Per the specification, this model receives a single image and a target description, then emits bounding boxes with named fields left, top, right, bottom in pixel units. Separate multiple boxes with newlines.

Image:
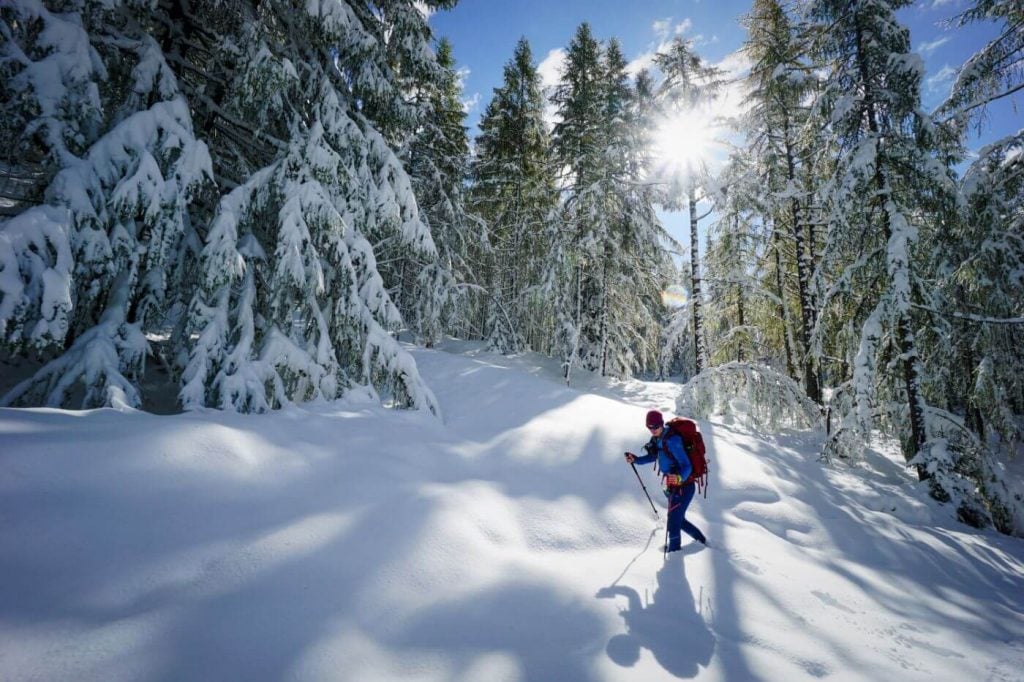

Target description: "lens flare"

left=661, top=286, right=689, bottom=308
left=652, top=107, right=715, bottom=175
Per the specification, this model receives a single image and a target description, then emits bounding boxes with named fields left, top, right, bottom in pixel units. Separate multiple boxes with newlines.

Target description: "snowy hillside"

left=2, top=341, right=1022, bottom=682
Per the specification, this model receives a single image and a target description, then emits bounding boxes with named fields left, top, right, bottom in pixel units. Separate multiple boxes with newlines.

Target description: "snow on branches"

left=677, top=362, right=822, bottom=431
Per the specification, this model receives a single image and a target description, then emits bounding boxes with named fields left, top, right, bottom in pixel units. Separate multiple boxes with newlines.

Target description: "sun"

left=651, top=107, right=716, bottom=178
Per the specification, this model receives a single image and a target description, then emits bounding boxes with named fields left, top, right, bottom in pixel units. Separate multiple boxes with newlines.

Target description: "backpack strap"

left=658, top=430, right=685, bottom=475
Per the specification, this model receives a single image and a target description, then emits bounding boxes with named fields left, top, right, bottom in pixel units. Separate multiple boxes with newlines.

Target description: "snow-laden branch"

left=912, top=304, right=1024, bottom=325
left=677, top=361, right=822, bottom=430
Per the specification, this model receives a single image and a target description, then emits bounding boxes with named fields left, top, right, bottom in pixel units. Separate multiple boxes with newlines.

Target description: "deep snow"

left=1, top=340, right=1022, bottom=681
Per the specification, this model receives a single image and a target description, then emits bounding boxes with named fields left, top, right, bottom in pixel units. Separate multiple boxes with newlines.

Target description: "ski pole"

left=628, top=458, right=659, bottom=518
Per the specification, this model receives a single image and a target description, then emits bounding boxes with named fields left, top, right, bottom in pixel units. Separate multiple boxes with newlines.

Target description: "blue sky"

left=429, top=0, right=1015, bottom=139
left=428, top=0, right=1018, bottom=255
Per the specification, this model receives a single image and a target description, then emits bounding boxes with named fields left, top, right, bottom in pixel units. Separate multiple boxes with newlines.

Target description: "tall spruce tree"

left=402, top=38, right=481, bottom=348
left=178, top=0, right=448, bottom=413
left=470, top=37, right=558, bottom=353
left=550, top=25, right=672, bottom=383
left=549, top=23, right=607, bottom=381
left=1, top=0, right=212, bottom=409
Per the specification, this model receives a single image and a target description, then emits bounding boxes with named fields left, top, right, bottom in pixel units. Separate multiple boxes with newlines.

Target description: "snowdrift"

left=1, top=342, right=1022, bottom=681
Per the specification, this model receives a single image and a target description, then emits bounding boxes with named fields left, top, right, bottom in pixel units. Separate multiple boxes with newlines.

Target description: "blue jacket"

left=634, top=428, right=692, bottom=481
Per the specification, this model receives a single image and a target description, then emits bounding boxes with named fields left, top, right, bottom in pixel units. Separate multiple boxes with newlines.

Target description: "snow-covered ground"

left=2, top=341, right=1022, bottom=681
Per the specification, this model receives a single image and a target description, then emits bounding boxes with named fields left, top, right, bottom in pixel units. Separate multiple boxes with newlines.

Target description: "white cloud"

left=537, top=48, right=567, bottom=130
left=537, top=47, right=566, bottom=91
left=653, top=18, right=672, bottom=41
left=715, top=49, right=753, bottom=81
left=926, top=64, right=957, bottom=92
left=931, top=0, right=959, bottom=8
left=462, top=92, right=480, bottom=114
left=627, top=51, right=658, bottom=76
left=917, top=36, right=951, bottom=57
left=675, top=19, right=693, bottom=35
left=627, top=18, right=695, bottom=77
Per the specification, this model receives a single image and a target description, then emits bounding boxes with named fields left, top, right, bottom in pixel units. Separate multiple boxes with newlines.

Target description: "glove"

left=664, top=474, right=683, bottom=487
left=624, top=452, right=637, bottom=464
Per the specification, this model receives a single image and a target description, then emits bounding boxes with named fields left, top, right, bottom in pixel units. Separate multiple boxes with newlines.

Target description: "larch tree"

left=652, top=38, right=723, bottom=377
left=809, top=0, right=988, bottom=522
left=741, top=0, right=823, bottom=402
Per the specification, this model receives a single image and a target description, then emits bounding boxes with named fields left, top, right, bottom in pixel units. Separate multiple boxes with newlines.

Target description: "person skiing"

left=625, top=409, right=707, bottom=553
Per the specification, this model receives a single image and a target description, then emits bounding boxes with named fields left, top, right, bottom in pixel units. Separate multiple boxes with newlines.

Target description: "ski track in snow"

left=1, top=340, right=1023, bottom=682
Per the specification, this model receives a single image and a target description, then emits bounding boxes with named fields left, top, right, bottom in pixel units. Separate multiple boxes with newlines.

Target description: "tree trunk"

left=736, top=280, right=746, bottom=363
left=784, top=118, right=821, bottom=403
left=771, top=220, right=796, bottom=380
left=899, top=313, right=929, bottom=481
left=689, top=188, right=705, bottom=374
left=855, top=17, right=928, bottom=480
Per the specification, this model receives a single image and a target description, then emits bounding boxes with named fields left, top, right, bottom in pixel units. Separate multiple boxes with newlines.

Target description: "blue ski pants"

left=666, top=482, right=706, bottom=550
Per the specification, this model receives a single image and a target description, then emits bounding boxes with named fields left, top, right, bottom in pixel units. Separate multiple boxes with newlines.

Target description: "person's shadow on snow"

left=597, top=550, right=714, bottom=678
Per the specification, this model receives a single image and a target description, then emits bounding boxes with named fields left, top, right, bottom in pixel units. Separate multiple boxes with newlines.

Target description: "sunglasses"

left=647, top=424, right=662, bottom=431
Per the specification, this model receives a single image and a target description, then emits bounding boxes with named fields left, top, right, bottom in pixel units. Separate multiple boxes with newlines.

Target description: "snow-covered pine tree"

left=549, top=27, right=673, bottom=382
left=694, top=212, right=824, bottom=432
left=809, top=0, right=988, bottom=522
left=470, top=37, right=558, bottom=354
left=939, top=0, right=1022, bottom=138
left=549, top=23, right=607, bottom=382
left=595, top=41, right=674, bottom=379
left=620, top=66, right=681, bottom=380
left=688, top=144, right=828, bottom=430
left=1, top=0, right=212, bottom=409
left=402, top=38, right=481, bottom=348
left=918, top=140, right=1024, bottom=534
left=177, top=0, right=447, bottom=413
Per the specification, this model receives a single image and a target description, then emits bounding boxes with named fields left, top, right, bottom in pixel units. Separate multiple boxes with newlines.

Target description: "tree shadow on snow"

left=597, top=552, right=715, bottom=678
left=387, top=581, right=606, bottom=681
left=699, top=420, right=1024, bottom=673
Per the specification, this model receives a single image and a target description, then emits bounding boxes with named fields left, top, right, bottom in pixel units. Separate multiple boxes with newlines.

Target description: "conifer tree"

left=470, top=37, right=558, bottom=353
left=809, top=0, right=987, bottom=521
left=550, top=26, right=673, bottom=382
left=549, top=23, right=606, bottom=381
left=1, top=0, right=212, bottom=409
left=402, top=38, right=481, bottom=348
left=741, top=0, right=823, bottom=402
left=652, top=38, right=722, bottom=376
left=924, top=0, right=1024, bottom=533
left=178, top=0, right=447, bottom=413
left=704, top=155, right=768, bottom=368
